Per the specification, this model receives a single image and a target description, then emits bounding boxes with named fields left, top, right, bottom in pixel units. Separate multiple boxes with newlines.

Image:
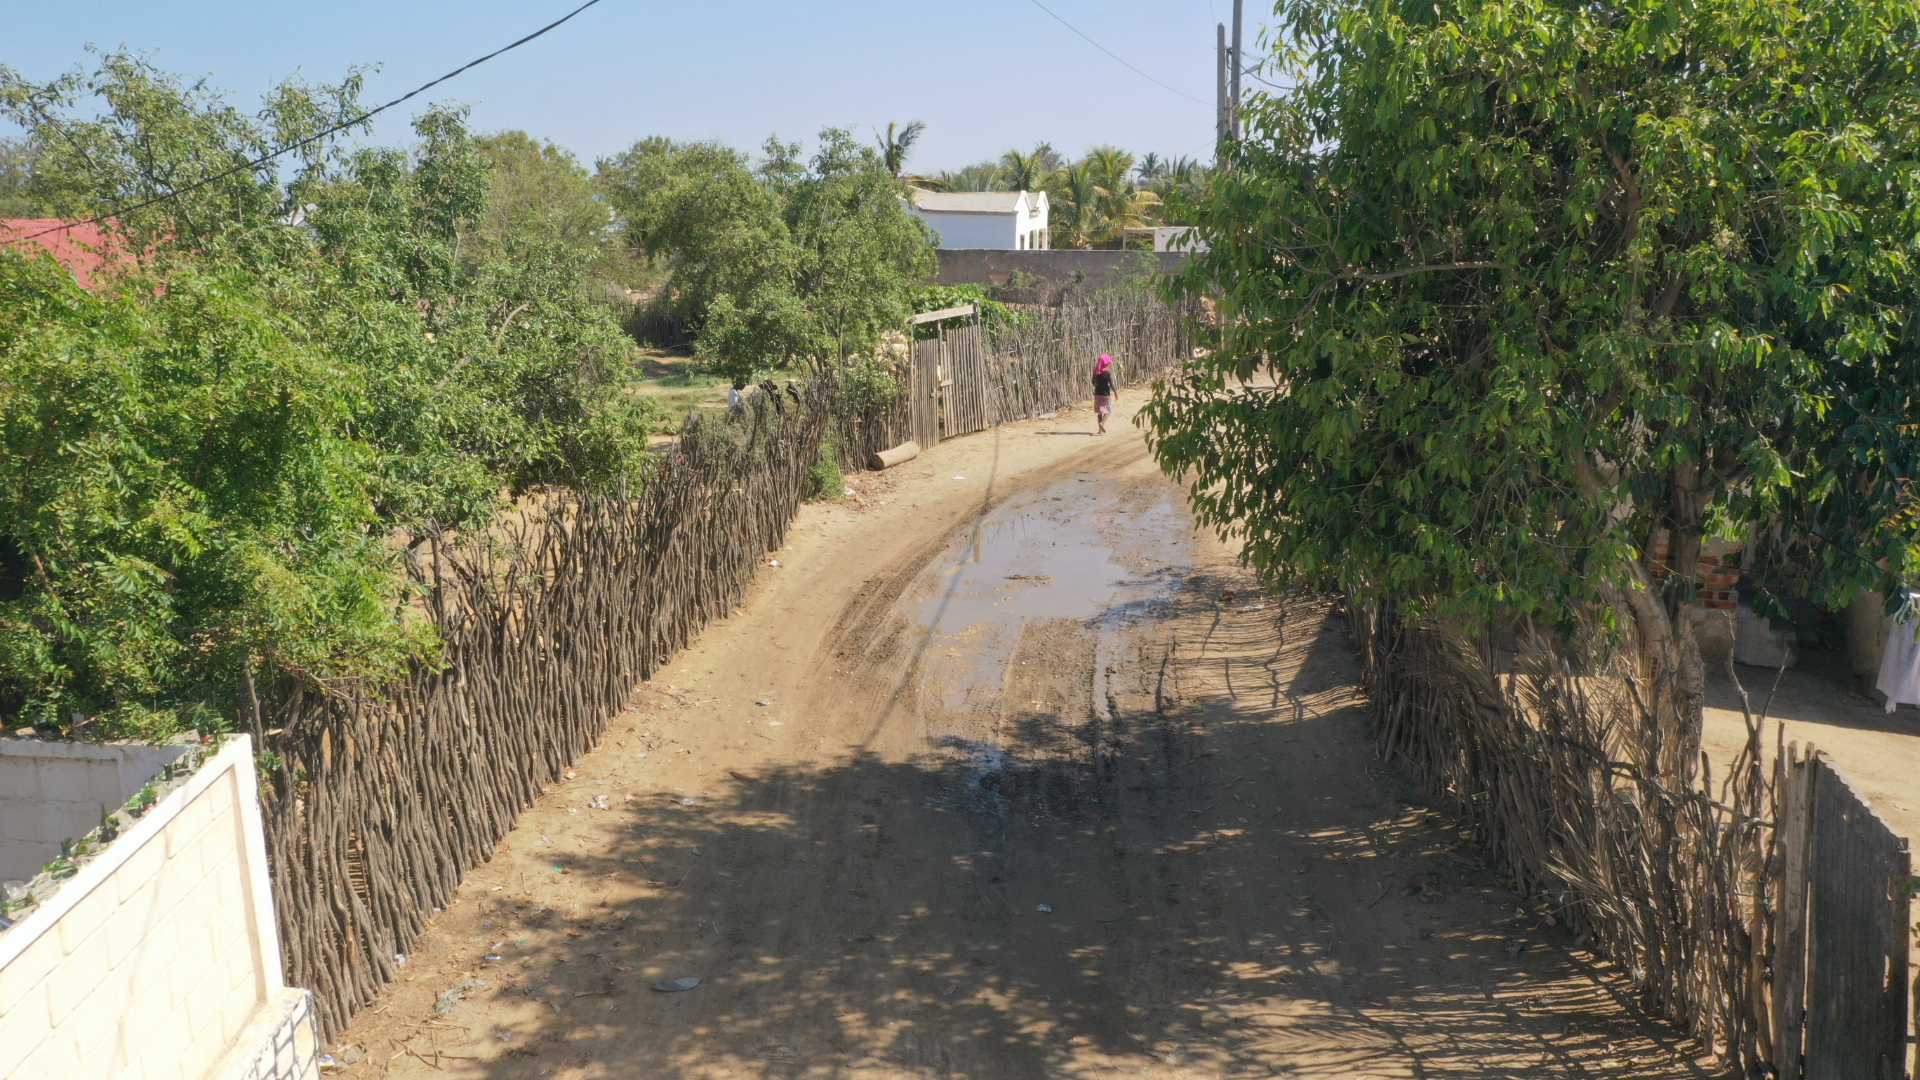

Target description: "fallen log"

left=868, top=441, right=921, bottom=470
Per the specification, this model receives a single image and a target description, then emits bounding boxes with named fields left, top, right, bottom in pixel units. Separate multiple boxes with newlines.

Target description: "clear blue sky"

left=4, top=1, right=1272, bottom=173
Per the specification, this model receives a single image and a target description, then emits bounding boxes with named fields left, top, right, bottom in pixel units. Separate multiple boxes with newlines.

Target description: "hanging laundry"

left=1876, top=590, right=1920, bottom=712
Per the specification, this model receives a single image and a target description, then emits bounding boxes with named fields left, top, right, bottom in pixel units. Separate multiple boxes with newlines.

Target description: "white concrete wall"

left=915, top=209, right=1018, bottom=249
left=910, top=192, right=1048, bottom=250
left=1020, top=192, right=1048, bottom=249
left=0, top=735, right=311, bottom=1080
left=1, top=737, right=193, bottom=882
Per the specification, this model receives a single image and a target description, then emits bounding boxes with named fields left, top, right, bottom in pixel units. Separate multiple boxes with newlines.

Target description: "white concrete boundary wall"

left=0, top=735, right=313, bottom=1080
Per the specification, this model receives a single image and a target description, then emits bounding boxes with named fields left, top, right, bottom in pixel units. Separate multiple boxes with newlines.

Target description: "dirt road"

left=337, top=403, right=1706, bottom=1079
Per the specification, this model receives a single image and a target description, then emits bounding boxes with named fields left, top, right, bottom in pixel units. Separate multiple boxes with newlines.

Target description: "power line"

left=1021, top=0, right=1211, bottom=106
left=3, top=0, right=608, bottom=246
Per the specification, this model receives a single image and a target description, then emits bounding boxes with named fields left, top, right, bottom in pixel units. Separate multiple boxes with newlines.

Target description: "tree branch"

left=1300, top=261, right=1500, bottom=308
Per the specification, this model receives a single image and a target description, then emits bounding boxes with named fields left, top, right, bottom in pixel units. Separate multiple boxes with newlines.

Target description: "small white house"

left=908, top=190, right=1050, bottom=249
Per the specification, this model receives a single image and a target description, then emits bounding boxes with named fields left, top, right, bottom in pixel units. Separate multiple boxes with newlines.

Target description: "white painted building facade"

left=907, top=190, right=1050, bottom=249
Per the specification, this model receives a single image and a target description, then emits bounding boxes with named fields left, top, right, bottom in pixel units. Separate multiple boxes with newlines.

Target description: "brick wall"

left=0, top=736, right=308, bottom=1080
left=1645, top=534, right=1745, bottom=611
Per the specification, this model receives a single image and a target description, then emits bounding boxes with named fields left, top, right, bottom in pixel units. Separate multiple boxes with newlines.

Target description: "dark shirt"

left=1093, top=371, right=1114, bottom=396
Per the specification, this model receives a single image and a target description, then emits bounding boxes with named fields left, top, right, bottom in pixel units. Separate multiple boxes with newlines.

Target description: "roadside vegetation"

left=0, top=53, right=671, bottom=740
left=1146, top=0, right=1920, bottom=719
left=597, top=130, right=934, bottom=386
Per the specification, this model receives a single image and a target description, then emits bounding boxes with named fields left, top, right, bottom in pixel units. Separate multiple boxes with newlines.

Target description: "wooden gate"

left=1773, top=749, right=1911, bottom=1080
left=908, top=335, right=939, bottom=450
left=906, top=303, right=987, bottom=448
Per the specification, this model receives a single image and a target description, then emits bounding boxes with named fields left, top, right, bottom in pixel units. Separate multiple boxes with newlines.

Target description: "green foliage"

left=873, top=120, right=924, bottom=179
left=470, top=130, right=648, bottom=298
left=804, top=441, right=844, bottom=501
left=0, top=249, right=431, bottom=735
left=1144, top=0, right=1920, bottom=637
left=0, top=136, right=58, bottom=217
left=471, top=130, right=612, bottom=253
left=909, top=283, right=1020, bottom=335
left=306, top=110, right=661, bottom=527
left=599, top=128, right=934, bottom=374
left=0, top=53, right=660, bottom=737
left=695, top=284, right=811, bottom=382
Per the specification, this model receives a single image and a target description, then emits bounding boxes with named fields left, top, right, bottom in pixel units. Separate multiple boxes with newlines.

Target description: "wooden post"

left=1773, top=746, right=1811, bottom=1080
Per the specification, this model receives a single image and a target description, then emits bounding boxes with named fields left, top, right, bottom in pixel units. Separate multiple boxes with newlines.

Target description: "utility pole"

left=1230, top=0, right=1244, bottom=139
left=1216, top=22, right=1229, bottom=154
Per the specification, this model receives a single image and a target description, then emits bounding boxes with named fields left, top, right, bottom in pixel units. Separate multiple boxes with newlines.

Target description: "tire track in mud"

left=804, top=436, right=1154, bottom=751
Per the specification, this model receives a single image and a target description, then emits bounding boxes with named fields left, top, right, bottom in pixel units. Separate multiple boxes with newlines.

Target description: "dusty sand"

left=1703, top=653, right=1920, bottom=846
left=334, top=401, right=1711, bottom=1079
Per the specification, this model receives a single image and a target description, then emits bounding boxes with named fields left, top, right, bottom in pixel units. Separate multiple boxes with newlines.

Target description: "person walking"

left=1092, top=354, right=1116, bottom=434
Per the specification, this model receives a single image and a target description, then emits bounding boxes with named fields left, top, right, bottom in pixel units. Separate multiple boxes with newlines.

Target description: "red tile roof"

left=0, top=219, right=124, bottom=288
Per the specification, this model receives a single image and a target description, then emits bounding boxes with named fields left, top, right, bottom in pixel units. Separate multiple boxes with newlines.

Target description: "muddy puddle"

left=915, top=474, right=1192, bottom=637
left=903, top=475, right=1197, bottom=812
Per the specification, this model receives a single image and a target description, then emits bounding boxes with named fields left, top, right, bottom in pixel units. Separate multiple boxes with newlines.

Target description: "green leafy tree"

left=1146, top=156, right=1210, bottom=224
left=0, top=137, right=56, bottom=217
left=600, top=129, right=933, bottom=374
left=785, top=128, right=937, bottom=366
left=1081, top=145, right=1160, bottom=242
left=0, top=54, right=657, bottom=736
left=0, top=247, right=431, bottom=738
left=598, top=138, right=798, bottom=337
left=1145, top=0, right=1920, bottom=750
left=470, top=129, right=645, bottom=295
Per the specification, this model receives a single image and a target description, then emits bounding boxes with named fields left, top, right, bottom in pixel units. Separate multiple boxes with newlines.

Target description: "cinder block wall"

left=0, top=738, right=193, bottom=882
left=932, top=248, right=1189, bottom=290
left=0, top=735, right=314, bottom=1080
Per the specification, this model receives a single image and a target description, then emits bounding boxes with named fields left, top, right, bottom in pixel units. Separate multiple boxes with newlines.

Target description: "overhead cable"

left=4, top=0, right=607, bottom=245
left=1021, top=0, right=1211, bottom=106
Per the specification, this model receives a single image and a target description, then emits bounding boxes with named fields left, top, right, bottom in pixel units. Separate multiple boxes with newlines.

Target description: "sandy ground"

left=333, top=401, right=1712, bottom=1079
left=1702, top=653, right=1920, bottom=849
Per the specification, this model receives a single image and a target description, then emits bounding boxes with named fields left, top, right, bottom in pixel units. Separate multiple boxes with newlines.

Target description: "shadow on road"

left=359, top=591, right=1705, bottom=1079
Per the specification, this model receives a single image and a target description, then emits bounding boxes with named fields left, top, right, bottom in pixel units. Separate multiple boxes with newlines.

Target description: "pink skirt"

left=1094, top=395, right=1112, bottom=416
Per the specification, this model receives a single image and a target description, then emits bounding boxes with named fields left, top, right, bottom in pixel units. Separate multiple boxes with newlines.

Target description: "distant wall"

left=933, top=249, right=1189, bottom=290
left=0, top=735, right=315, bottom=1080
left=0, top=737, right=193, bottom=882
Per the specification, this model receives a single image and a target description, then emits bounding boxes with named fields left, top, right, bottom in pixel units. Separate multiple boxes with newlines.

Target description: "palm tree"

left=1136, top=152, right=1165, bottom=185
left=933, top=164, right=1001, bottom=192
left=1081, top=146, right=1161, bottom=242
left=999, top=148, right=1047, bottom=192
left=874, top=121, right=925, bottom=179
left=1148, top=157, right=1212, bottom=223
left=1046, top=162, right=1102, bottom=248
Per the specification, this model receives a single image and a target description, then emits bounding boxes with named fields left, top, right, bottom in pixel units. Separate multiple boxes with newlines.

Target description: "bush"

left=908, top=283, right=1022, bottom=338
left=804, top=441, right=844, bottom=501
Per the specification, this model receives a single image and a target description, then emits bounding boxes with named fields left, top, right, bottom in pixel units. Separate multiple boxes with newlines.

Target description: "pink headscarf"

left=1094, top=354, right=1113, bottom=376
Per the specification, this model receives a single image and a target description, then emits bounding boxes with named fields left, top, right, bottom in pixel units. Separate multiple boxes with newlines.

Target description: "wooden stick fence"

left=253, top=387, right=832, bottom=1039
left=1347, top=603, right=1775, bottom=1072
left=251, top=296, right=1199, bottom=1040
left=835, top=296, right=1200, bottom=463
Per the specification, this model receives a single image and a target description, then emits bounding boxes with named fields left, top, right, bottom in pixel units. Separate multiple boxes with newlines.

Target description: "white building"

left=907, top=190, right=1050, bottom=249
